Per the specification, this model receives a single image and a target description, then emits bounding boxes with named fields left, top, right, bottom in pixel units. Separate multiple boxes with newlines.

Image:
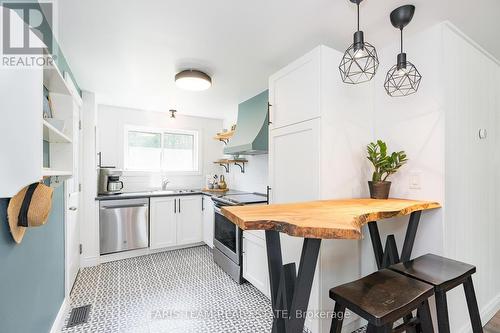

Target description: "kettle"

left=218, top=175, right=227, bottom=190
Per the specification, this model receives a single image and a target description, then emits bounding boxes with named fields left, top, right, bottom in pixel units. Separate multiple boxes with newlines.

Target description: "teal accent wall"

left=0, top=185, right=65, bottom=333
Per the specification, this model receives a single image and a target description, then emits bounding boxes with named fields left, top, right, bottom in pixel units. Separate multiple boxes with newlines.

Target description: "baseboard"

left=80, top=243, right=206, bottom=268
left=50, top=297, right=69, bottom=333
left=458, top=293, right=500, bottom=333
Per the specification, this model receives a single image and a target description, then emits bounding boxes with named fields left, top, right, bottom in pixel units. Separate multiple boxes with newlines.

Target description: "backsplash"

left=222, top=154, right=268, bottom=194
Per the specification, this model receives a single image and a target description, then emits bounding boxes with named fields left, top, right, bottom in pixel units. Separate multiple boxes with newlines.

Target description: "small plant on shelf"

left=366, top=140, right=408, bottom=199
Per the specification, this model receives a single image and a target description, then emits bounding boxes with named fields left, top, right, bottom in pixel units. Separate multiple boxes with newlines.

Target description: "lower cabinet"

left=150, top=195, right=203, bottom=250
left=202, top=195, right=214, bottom=248
left=242, top=230, right=270, bottom=298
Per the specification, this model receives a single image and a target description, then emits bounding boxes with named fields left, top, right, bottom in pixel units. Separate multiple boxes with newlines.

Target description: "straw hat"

left=7, top=182, right=54, bottom=244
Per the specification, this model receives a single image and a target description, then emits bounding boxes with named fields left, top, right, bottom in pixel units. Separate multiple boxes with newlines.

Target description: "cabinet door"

left=242, top=231, right=270, bottom=298
left=150, top=197, right=177, bottom=249
left=202, top=195, right=214, bottom=248
left=269, top=118, right=321, bottom=204
left=177, top=195, right=203, bottom=246
left=268, top=47, right=320, bottom=129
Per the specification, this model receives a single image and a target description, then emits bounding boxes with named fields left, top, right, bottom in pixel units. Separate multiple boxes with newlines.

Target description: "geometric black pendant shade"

left=339, top=0, right=379, bottom=84
left=384, top=5, right=422, bottom=97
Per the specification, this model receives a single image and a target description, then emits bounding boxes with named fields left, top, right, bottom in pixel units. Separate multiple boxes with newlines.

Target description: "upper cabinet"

left=269, top=48, right=321, bottom=129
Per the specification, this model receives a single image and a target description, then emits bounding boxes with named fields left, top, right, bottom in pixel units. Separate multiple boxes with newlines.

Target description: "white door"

left=150, top=197, right=177, bottom=249
left=177, top=196, right=203, bottom=246
left=65, top=105, right=81, bottom=296
left=202, top=195, right=214, bottom=248
left=65, top=190, right=80, bottom=296
left=268, top=47, right=321, bottom=129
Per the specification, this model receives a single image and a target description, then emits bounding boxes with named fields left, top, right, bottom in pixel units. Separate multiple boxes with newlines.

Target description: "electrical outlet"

left=409, top=171, right=421, bottom=189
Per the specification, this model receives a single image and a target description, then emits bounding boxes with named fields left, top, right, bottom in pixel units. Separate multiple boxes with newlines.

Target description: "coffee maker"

left=98, top=168, right=124, bottom=195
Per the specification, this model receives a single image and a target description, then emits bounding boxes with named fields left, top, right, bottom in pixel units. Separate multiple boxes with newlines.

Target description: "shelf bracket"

left=218, top=163, right=230, bottom=173
left=234, top=161, right=246, bottom=173
left=219, top=138, right=229, bottom=145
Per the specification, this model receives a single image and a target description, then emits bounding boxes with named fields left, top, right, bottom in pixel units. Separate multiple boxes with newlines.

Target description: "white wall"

left=97, top=104, right=224, bottom=191
left=367, top=22, right=500, bottom=332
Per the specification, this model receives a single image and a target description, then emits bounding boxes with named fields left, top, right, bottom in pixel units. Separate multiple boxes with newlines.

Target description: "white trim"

left=80, top=242, right=206, bottom=267
left=457, top=293, right=500, bottom=333
left=443, top=21, right=500, bottom=66
left=50, top=297, right=69, bottom=333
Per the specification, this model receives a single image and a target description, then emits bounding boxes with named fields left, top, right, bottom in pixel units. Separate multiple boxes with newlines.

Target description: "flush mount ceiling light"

left=169, top=109, right=177, bottom=118
left=384, top=5, right=422, bottom=97
left=339, top=0, right=379, bottom=84
left=175, top=69, right=212, bottom=91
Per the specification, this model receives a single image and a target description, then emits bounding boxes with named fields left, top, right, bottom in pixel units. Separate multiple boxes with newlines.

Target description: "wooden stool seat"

left=330, top=269, right=434, bottom=331
left=390, top=254, right=483, bottom=333
left=390, top=253, right=476, bottom=291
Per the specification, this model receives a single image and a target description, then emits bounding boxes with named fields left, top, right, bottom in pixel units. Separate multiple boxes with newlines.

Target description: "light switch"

left=409, top=171, right=421, bottom=189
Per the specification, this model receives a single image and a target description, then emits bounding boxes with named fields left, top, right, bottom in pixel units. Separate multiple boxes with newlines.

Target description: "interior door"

left=65, top=104, right=81, bottom=296
left=177, top=196, right=203, bottom=245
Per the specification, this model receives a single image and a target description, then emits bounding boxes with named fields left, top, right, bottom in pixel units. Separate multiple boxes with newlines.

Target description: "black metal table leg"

left=265, top=230, right=322, bottom=333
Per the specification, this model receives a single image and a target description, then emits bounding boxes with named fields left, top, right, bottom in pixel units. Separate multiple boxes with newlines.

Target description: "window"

left=125, top=127, right=199, bottom=173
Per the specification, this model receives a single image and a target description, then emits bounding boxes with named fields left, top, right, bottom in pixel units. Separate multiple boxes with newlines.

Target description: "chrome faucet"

left=161, top=178, right=170, bottom=190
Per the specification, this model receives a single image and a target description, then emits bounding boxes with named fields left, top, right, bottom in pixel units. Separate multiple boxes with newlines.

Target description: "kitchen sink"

left=149, top=189, right=200, bottom=195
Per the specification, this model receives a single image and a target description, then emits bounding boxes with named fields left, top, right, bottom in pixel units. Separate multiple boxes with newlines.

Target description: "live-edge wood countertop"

left=222, top=198, right=441, bottom=240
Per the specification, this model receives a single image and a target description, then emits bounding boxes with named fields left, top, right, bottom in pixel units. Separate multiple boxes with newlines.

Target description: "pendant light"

left=339, top=0, right=379, bottom=84
left=384, top=5, right=421, bottom=97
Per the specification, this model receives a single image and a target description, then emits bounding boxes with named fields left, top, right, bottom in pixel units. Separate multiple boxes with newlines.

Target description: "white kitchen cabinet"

left=150, top=197, right=177, bottom=249
left=269, top=47, right=321, bottom=129
left=242, top=230, right=270, bottom=297
left=150, top=195, right=203, bottom=250
left=266, top=45, right=373, bottom=333
left=202, top=195, right=214, bottom=248
left=176, top=195, right=203, bottom=246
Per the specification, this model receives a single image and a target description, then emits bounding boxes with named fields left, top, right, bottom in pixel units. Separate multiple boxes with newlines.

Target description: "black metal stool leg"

left=435, top=290, right=451, bottom=333
left=463, top=276, right=483, bottom=333
left=329, top=302, right=345, bottom=333
left=417, top=300, right=434, bottom=333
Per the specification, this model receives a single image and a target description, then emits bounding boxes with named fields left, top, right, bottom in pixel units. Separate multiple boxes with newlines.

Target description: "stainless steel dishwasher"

left=99, top=198, right=149, bottom=255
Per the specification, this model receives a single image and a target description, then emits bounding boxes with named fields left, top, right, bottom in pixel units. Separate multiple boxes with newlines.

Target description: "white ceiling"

left=58, top=0, right=500, bottom=120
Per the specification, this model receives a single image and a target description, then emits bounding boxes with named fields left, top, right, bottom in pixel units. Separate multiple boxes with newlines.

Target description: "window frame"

left=124, top=125, right=201, bottom=175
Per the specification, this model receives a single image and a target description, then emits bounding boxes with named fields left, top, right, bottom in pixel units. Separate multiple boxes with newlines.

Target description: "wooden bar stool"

left=390, top=254, right=483, bottom=333
left=329, top=269, right=435, bottom=333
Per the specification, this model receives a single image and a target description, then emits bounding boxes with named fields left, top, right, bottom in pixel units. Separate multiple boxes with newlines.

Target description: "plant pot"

left=368, top=181, right=392, bottom=199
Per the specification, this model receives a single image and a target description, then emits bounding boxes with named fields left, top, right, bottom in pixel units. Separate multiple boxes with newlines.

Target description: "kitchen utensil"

left=218, top=175, right=227, bottom=189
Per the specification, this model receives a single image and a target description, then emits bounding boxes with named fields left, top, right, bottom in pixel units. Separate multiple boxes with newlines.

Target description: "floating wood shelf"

left=214, top=130, right=235, bottom=144
left=43, top=120, right=72, bottom=143
left=214, top=159, right=248, bottom=173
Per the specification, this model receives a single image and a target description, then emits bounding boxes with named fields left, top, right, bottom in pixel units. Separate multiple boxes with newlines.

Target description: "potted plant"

left=366, top=140, right=408, bottom=199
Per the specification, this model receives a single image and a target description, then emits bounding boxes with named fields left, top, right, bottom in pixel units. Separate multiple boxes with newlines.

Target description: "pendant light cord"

left=357, top=3, right=360, bottom=32
left=400, top=28, right=404, bottom=53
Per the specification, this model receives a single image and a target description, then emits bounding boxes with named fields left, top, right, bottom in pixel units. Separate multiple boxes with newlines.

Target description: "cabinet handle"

left=202, top=196, right=204, bottom=211
left=174, top=199, right=176, bottom=213
left=267, top=102, right=273, bottom=125
left=178, top=198, right=181, bottom=213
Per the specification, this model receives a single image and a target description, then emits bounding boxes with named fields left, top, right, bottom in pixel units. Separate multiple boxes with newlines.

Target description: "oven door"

left=213, top=204, right=241, bottom=264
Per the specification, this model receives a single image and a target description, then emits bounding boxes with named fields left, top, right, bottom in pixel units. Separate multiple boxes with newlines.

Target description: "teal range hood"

left=224, top=90, right=269, bottom=155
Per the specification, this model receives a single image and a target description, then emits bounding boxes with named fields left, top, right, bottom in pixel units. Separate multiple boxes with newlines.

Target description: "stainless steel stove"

left=212, top=192, right=267, bottom=283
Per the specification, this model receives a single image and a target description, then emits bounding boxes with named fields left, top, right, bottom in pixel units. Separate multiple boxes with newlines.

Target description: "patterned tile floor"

left=61, top=246, right=273, bottom=333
